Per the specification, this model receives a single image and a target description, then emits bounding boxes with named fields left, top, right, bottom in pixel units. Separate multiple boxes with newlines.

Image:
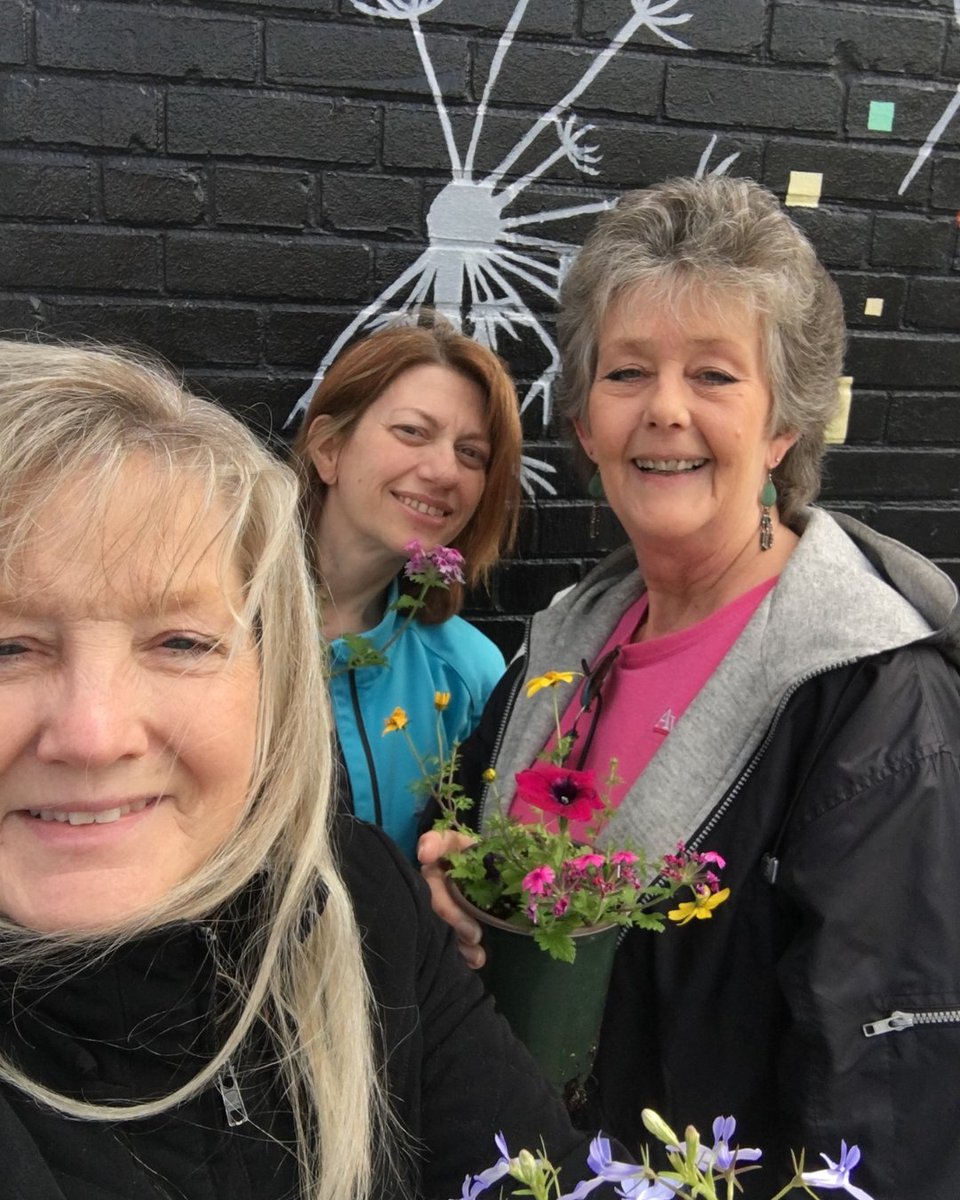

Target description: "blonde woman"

left=0, top=340, right=607, bottom=1200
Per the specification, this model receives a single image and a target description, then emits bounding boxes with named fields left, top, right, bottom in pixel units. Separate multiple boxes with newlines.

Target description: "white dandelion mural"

left=286, top=0, right=738, bottom=495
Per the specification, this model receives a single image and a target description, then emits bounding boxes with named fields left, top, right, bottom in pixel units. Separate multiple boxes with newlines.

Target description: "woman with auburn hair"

left=290, top=313, right=522, bottom=857
left=0, top=338, right=611, bottom=1200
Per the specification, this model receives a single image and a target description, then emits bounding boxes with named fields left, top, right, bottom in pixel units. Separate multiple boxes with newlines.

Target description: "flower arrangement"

left=455, top=1109, right=875, bottom=1200
left=339, top=540, right=465, bottom=671
left=391, top=666, right=728, bottom=962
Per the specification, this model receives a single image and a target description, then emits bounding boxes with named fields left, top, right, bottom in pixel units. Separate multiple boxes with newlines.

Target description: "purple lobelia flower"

left=801, top=1142, right=875, bottom=1200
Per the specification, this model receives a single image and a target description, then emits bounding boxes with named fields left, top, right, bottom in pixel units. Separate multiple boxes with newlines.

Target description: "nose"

left=644, top=372, right=691, bottom=429
left=416, top=439, right=460, bottom=487
left=36, top=660, right=150, bottom=769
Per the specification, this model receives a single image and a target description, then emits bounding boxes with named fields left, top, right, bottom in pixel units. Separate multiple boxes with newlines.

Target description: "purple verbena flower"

left=801, top=1142, right=875, bottom=1200
left=430, top=544, right=466, bottom=584
left=402, top=540, right=429, bottom=575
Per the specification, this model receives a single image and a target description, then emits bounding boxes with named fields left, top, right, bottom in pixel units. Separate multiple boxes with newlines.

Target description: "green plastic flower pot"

left=454, top=889, right=620, bottom=1099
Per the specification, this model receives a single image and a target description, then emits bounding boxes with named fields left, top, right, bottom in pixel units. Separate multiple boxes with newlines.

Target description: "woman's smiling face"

left=577, top=289, right=797, bottom=564
left=309, top=362, right=490, bottom=569
left=0, top=465, right=260, bottom=933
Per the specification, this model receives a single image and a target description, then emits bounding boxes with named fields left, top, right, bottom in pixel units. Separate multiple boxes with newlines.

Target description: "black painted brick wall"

left=1, top=0, right=958, bottom=656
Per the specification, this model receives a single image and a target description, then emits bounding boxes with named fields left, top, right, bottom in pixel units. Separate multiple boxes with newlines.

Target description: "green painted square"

left=868, top=100, right=895, bottom=133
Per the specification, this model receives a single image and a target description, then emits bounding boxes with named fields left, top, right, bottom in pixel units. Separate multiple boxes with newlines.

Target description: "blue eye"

left=161, top=636, right=218, bottom=655
left=603, top=367, right=648, bottom=383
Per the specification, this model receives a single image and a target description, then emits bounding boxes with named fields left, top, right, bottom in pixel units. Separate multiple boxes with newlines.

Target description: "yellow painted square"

left=785, top=170, right=823, bottom=208
left=864, top=297, right=884, bottom=317
left=825, top=376, right=853, bottom=444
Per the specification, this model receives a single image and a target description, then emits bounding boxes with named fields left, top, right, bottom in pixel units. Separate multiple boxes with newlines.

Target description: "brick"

left=167, top=89, right=378, bottom=164
left=848, top=81, right=960, bottom=145
left=469, top=614, right=524, bottom=662
left=266, top=22, right=468, bottom=98
left=621, top=128, right=762, bottom=189
left=37, top=3, right=258, bottom=81
left=422, top=0, right=574, bottom=36
left=184, top=368, right=307, bottom=443
left=263, top=308, right=361, bottom=368
left=0, top=74, right=160, bottom=151
left=582, top=0, right=764, bottom=55
left=844, top=390, right=888, bottom=443
left=0, top=155, right=92, bottom=219
left=536, top=500, right=628, bottom=557
left=383, top=106, right=530, bottom=174
left=165, top=231, right=372, bottom=300
left=0, top=1, right=26, bottom=64
left=820, top=446, right=960, bottom=501
left=495, top=558, right=584, bottom=617
left=373, top=244, right=425, bottom=291
left=834, top=272, right=906, bottom=329
left=193, top=0, right=334, bottom=9
left=470, top=43, right=664, bottom=118
left=323, top=172, right=422, bottom=235
left=846, top=332, right=960, bottom=389
left=905, top=277, right=960, bottom=330
left=872, top=213, right=952, bottom=270
left=789, top=207, right=871, bottom=268
left=931, top=154, right=960, bottom=210
left=667, top=63, right=842, bottom=133
left=870, top=505, right=960, bottom=557
left=215, top=165, right=311, bottom=229
left=40, top=298, right=262, bottom=366
left=0, top=293, right=43, bottom=332
left=0, top=226, right=160, bottom=290
left=888, top=395, right=960, bottom=445
left=764, top=140, right=931, bottom=206
left=945, top=24, right=960, bottom=77
left=771, top=3, right=944, bottom=74
left=103, top=159, right=205, bottom=225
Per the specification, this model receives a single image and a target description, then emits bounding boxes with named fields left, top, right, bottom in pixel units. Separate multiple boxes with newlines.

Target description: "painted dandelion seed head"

left=289, top=0, right=743, bottom=498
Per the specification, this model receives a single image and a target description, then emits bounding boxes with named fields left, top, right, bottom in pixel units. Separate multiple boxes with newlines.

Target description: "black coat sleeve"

left=336, top=816, right=620, bottom=1200
left=774, top=647, right=960, bottom=1200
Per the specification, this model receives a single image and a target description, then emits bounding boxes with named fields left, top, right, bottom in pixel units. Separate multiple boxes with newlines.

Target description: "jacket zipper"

left=198, top=925, right=250, bottom=1128
left=863, top=1008, right=960, bottom=1037
left=348, top=668, right=383, bottom=827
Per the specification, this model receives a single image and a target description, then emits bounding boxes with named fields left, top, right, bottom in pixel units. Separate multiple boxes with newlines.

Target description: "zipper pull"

left=216, top=1060, right=249, bottom=1126
left=862, top=1010, right=915, bottom=1037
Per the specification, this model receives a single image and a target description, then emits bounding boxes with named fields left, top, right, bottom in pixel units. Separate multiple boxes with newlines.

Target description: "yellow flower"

left=482, top=767, right=497, bottom=783
left=382, top=707, right=409, bottom=734
left=525, top=670, right=576, bottom=698
left=434, top=691, right=451, bottom=711
left=668, top=887, right=730, bottom=926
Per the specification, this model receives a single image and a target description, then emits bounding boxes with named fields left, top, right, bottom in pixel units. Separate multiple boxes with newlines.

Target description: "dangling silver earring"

left=759, top=473, right=777, bottom=552
left=588, top=470, right=605, bottom=540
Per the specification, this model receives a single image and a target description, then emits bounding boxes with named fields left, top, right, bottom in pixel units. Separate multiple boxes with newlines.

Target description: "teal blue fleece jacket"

left=329, top=582, right=505, bottom=857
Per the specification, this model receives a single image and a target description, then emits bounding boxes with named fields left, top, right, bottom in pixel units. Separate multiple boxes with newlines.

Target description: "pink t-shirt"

left=510, top=577, right=776, bottom=841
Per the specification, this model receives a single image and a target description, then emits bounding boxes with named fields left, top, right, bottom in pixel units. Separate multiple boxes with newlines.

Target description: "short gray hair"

left=556, top=176, right=846, bottom=523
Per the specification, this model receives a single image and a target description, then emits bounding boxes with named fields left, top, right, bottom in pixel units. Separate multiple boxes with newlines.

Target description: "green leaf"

left=533, top=926, right=576, bottom=963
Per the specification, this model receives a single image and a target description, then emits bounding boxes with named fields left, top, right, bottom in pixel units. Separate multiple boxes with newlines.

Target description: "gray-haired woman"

left=0, top=340, right=615, bottom=1200
left=420, top=176, right=960, bottom=1198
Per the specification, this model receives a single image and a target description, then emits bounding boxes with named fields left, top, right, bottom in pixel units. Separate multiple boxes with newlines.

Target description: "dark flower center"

left=549, top=776, right=580, bottom=807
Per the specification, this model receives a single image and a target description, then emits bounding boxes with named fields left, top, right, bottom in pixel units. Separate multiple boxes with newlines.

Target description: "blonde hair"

left=557, top=176, right=846, bottom=524
left=0, top=339, right=394, bottom=1200
left=290, top=313, right=522, bottom=623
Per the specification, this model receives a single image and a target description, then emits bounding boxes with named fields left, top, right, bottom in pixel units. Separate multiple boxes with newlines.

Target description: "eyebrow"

left=393, top=406, right=491, bottom=444
left=0, top=584, right=233, bottom=622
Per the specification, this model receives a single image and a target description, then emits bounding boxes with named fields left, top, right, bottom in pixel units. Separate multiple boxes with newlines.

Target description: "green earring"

left=759, top=473, right=777, bottom=552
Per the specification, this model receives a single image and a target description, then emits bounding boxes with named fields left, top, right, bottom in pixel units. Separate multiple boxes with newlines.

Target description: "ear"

left=574, top=416, right=596, bottom=463
left=306, top=415, right=342, bottom=486
left=769, top=429, right=799, bottom=470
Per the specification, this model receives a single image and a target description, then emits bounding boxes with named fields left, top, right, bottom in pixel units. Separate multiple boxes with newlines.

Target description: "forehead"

left=602, top=285, right=762, bottom=351
left=369, top=363, right=488, bottom=424
left=2, top=464, right=241, bottom=616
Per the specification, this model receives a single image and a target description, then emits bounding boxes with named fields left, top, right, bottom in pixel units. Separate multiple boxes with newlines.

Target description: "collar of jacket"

left=488, top=507, right=959, bottom=855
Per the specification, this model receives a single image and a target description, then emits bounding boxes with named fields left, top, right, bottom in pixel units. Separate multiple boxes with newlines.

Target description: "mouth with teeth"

left=394, top=493, right=452, bottom=519
left=25, top=798, right=157, bottom=826
left=633, top=458, right=707, bottom=474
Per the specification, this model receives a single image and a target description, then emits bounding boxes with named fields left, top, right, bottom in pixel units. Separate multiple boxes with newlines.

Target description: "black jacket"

left=0, top=819, right=609, bottom=1199
left=449, top=510, right=960, bottom=1200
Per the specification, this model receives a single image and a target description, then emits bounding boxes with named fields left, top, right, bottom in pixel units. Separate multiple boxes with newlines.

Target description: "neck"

left=313, top=513, right=403, bottom=640
left=634, top=514, right=798, bottom=642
